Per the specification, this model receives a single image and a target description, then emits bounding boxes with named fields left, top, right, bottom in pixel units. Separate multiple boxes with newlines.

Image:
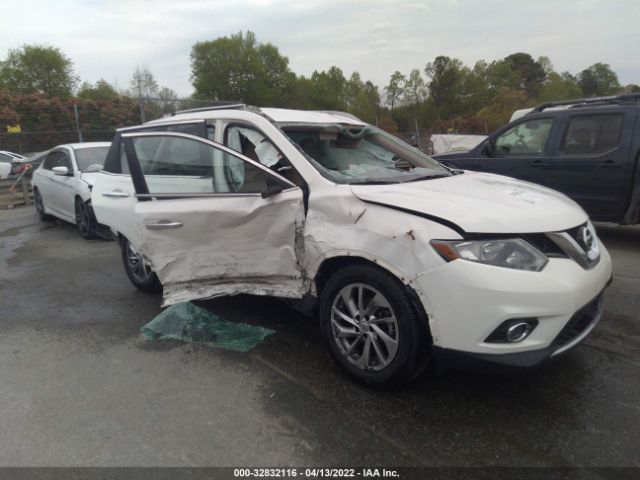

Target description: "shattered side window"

left=129, top=135, right=270, bottom=195
left=225, top=125, right=283, bottom=168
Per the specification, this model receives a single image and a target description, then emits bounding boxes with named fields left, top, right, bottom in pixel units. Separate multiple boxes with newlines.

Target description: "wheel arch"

left=312, top=253, right=409, bottom=296
left=312, top=253, right=432, bottom=341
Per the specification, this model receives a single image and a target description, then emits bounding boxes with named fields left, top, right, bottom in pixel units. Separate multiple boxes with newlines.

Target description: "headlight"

left=585, top=221, right=600, bottom=262
left=431, top=238, right=548, bottom=271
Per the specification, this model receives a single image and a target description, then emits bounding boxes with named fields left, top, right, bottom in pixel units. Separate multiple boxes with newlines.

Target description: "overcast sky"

left=1, top=0, right=638, bottom=97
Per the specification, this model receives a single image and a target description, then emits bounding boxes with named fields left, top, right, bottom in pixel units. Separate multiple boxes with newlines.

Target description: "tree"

left=129, top=66, right=159, bottom=100
left=578, top=63, right=621, bottom=97
left=157, top=86, right=179, bottom=115
left=473, top=59, right=519, bottom=96
left=344, top=73, right=379, bottom=123
left=77, top=79, right=119, bottom=100
left=0, top=44, right=78, bottom=98
left=403, top=69, right=427, bottom=145
left=308, top=66, right=348, bottom=110
left=621, top=84, right=640, bottom=94
left=504, top=52, right=547, bottom=98
left=537, top=56, right=554, bottom=76
left=384, top=71, right=406, bottom=110
left=403, top=69, right=427, bottom=107
left=190, top=30, right=294, bottom=106
left=425, top=56, right=467, bottom=120
left=476, top=87, right=529, bottom=131
left=538, top=71, right=582, bottom=102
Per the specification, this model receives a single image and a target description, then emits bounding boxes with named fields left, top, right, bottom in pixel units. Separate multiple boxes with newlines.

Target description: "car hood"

left=431, top=150, right=472, bottom=160
left=350, top=171, right=588, bottom=234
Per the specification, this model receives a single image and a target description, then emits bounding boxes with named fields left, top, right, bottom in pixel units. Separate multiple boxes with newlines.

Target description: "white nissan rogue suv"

left=92, top=105, right=612, bottom=386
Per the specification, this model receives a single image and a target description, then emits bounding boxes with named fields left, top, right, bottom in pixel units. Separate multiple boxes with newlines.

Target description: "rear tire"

left=34, top=189, right=51, bottom=221
left=120, top=237, right=162, bottom=293
left=319, top=264, right=429, bottom=387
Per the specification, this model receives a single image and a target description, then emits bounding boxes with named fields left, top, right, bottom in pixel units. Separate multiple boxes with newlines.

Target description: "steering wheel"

left=513, top=139, right=527, bottom=153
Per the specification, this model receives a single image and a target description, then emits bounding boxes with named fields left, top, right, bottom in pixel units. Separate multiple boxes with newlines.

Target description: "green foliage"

left=0, top=44, right=78, bottom=98
left=403, top=69, right=427, bottom=108
left=308, top=66, right=348, bottom=109
left=425, top=56, right=465, bottom=120
left=538, top=72, right=582, bottom=102
left=129, top=66, right=159, bottom=99
left=190, top=31, right=294, bottom=106
left=77, top=79, right=119, bottom=100
left=504, top=52, right=547, bottom=97
left=476, top=88, right=530, bottom=131
left=578, top=63, right=621, bottom=97
left=0, top=34, right=632, bottom=139
left=384, top=71, right=406, bottom=110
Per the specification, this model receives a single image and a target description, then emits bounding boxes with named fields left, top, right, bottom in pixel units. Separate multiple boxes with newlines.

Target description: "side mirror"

left=261, top=182, right=284, bottom=199
left=52, top=166, right=70, bottom=176
left=480, top=141, right=494, bottom=157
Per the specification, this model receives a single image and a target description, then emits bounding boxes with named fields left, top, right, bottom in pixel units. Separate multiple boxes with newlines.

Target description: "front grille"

left=552, top=294, right=603, bottom=349
left=565, top=224, right=591, bottom=252
left=522, top=233, right=567, bottom=257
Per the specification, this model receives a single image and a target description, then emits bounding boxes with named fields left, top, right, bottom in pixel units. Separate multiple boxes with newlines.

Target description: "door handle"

left=145, top=220, right=183, bottom=230
left=102, top=190, right=130, bottom=198
left=600, top=159, right=619, bottom=168
left=531, top=160, right=548, bottom=168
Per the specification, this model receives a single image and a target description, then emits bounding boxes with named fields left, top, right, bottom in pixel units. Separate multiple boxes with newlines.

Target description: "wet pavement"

left=0, top=207, right=639, bottom=467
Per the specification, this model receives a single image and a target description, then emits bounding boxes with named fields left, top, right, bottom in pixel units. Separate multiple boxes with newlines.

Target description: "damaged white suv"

left=92, top=105, right=612, bottom=386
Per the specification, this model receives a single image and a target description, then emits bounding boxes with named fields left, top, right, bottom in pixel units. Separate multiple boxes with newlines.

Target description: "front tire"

left=319, top=264, right=429, bottom=387
left=121, top=237, right=162, bottom=293
left=75, top=198, right=97, bottom=239
left=34, top=188, right=51, bottom=221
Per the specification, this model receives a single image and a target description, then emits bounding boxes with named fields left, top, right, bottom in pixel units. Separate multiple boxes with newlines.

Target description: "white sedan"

left=31, top=142, right=111, bottom=239
left=0, top=150, right=26, bottom=178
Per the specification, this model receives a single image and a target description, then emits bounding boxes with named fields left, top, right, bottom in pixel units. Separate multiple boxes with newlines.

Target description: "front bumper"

left=432, top=291, right=605, bottom=372
left=413, top=243, right=612, bottom=362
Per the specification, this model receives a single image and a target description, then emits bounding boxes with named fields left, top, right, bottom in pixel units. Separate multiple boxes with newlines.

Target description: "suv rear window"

left=561, top=114, right=623, bottom=155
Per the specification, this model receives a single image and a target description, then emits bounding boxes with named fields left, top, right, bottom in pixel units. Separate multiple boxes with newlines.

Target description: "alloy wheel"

left=126, top=241, right=153, bottom=283
left=330, top=283, right=399, bottom=371
left=35, top=191, right=45, bottom=216
left=75, top=201, right=90, bottom=236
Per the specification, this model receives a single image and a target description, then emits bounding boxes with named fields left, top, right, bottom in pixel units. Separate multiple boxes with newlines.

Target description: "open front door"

left=120, top=131, right=306, bottom=306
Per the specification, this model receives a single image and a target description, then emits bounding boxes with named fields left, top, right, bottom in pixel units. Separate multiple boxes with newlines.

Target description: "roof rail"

left=530, top=93, right=640, bottom=114
left=315, top=110, right=363, bottom=122
left=174, top=103, right=247, bottom=115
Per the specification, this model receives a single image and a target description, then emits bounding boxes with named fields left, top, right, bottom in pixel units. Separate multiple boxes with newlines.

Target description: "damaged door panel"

left=118, top=131, right=306, bottom=306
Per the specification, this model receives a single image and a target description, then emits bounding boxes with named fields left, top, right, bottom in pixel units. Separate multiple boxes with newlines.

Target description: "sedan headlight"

left=431, top=238, right=548, bottom=271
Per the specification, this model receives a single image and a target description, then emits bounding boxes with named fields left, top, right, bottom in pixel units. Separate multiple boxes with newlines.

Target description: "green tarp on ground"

left=141, top=302, right=275, bottom=352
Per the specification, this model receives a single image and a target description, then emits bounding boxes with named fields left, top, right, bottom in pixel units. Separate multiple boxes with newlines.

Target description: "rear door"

left=546, top=110, right=636, bottom=220
left=476, top=116, right=556, bottom=182
left=92, top=120, right=212, bottom=247
left=93, top=131, right=305, bottom=306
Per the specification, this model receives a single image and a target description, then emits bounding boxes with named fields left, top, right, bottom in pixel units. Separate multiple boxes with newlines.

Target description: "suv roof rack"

left=530, top=93, right=640, bottom=114
left=174, top=103, right=247, bottom=115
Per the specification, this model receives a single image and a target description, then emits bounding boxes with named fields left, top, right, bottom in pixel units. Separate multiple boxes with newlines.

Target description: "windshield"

left=74, top=147, right=109, bottom=172
left=282, top=125, right=451, bottom=184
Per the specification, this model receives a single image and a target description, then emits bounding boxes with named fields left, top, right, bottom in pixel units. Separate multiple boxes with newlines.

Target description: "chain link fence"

left=0, top=97, right=225, bottom=156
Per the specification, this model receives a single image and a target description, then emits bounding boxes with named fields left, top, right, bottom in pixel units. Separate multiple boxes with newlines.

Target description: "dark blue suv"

left=433, top=94, right=640, bottom=225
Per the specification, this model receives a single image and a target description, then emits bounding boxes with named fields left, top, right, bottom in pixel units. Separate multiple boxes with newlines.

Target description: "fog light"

left=485, top=318, right=539, bottom=343
left=506, top=322, right=532, bottom=343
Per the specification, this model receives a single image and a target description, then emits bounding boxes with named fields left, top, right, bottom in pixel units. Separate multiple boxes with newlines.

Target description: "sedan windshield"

left=283, top=125, right=451, bottom=184
left=74, top=147, right=109, bottom=172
